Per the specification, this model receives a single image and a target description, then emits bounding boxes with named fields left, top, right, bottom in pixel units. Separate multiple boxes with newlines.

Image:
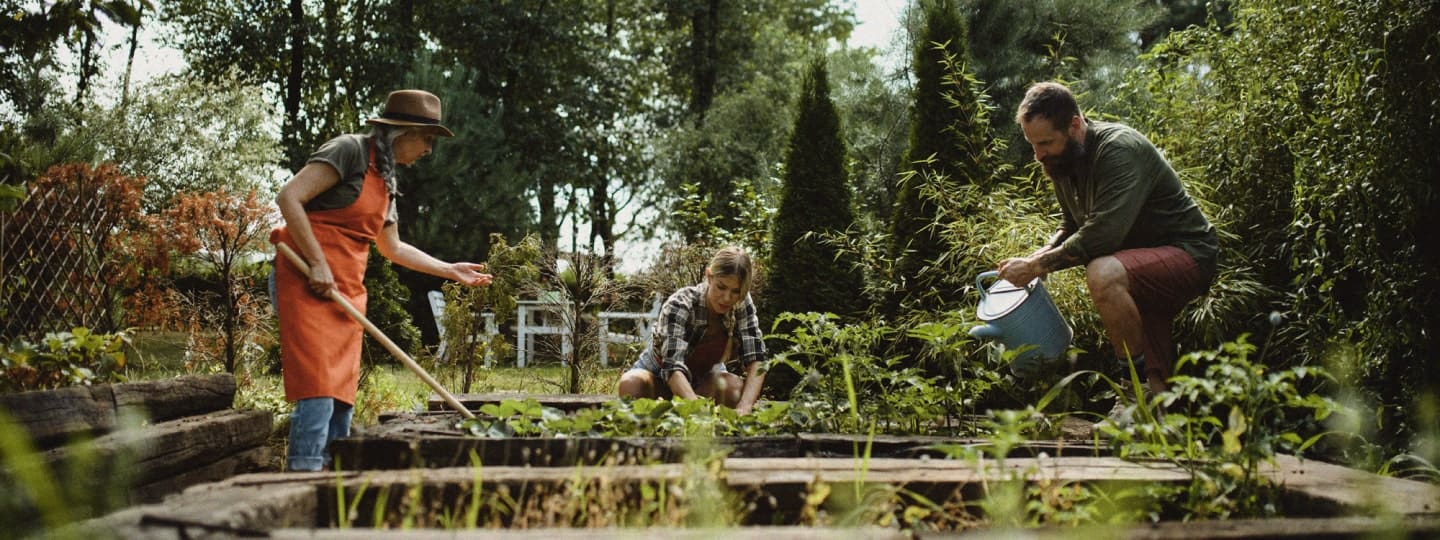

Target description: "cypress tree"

left=768, top=57, right=866, bottom=321
left=886, top=0, right=976, bottom=316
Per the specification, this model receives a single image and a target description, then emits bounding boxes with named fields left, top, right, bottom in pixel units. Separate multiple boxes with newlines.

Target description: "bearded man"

left=996, top=81, right=1218, bottom=426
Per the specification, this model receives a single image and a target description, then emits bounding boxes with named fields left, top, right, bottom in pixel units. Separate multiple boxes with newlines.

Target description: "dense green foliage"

left=948, top=0, right=1163, bottom=159
left=0, top=328, right=130, bottom=392
left=1114, top=0, right=1440, bottom=449
left=359, top=246, right=422, bottom=374
left=161, top=0, right=421, bottom=170
left=885, top=0, right=974, bottom=315
left=767, top=59, right=865, bottom=322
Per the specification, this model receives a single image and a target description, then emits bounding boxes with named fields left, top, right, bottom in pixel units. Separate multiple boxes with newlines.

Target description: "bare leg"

left=618, top=368, right=659, bottom=398
left=695, top=372, right=745, bottom=408
left=1085, top=256, right=1160, bottom=391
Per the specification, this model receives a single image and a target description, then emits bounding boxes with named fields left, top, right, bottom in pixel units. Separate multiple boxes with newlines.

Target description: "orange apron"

left=270, top=141, right=388, bottom=404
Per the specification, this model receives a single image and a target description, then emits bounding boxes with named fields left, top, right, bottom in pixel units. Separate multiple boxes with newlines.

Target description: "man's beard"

left=1040, top=136, right=1086, bottom=179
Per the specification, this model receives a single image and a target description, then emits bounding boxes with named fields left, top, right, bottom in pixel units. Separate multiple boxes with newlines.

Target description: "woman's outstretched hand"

left=451, top=262, right=493, bottom=287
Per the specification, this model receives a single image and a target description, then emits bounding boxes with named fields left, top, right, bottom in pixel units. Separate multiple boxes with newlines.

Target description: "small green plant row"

left=0, top=327, right=131, bottom=393
left=458, top=396, right=806, bottom=439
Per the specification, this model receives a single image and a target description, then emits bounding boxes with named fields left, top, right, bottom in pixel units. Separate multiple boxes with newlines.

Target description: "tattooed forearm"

left=1033, top=246, right=1084, bottom=274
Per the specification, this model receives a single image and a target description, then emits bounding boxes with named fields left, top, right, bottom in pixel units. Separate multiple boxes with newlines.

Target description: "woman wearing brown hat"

left=270, top=89, right=491, bottom=471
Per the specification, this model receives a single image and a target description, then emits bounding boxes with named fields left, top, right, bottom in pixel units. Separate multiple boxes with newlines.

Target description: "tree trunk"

left=284, top=0, right=308, bottom=171
left=593, top=1, right=618, bottom=273
left=121, top=6, right=141, bottom=107
left=689, top=0, right=720, bottom=123
left=222, top=265, right=237, bottom=373
left=320, top=0, right=344, bottom=138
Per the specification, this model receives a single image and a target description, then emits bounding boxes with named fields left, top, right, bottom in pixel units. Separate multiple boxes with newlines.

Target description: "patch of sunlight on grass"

left=126, top=330, right=193, bottom=375
left=458, top=364, right=626, bottom=394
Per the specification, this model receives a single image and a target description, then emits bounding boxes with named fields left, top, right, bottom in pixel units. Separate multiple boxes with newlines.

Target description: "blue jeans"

left=287, top=397, right=354, bottom=471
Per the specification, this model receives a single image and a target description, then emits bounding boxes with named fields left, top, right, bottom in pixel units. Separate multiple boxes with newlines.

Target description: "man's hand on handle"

left=998, top=256, right=1043, bottom=287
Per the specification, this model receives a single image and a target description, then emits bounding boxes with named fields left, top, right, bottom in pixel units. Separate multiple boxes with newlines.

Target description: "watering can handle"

left=976, top=270, right=999, bottom=299
left=977, top=270, right=1041, bottom=298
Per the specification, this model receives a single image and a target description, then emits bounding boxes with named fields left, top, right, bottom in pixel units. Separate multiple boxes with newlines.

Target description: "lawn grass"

left=126, top=330, right=625, bottom=428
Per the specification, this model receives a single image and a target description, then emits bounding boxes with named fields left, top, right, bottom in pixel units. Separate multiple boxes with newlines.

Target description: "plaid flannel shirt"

left=645, top=282, right=766, bottom=384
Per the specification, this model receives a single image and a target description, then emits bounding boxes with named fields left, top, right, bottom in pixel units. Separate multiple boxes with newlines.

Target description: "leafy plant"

left=156, top=188, right=275, bottom=373
left=455, top=397, right=799, bottom=440
left=0, top=327, right=131, bottom=392
left=1117, top=0, right=1440, bottom=450
left=460, top=399, right=565, bottom=438
left=439, top=233, right=539, bottom=392
left=1083, top=334, right=1344, bottom=519
left=769, top=312, right=966, bottom=435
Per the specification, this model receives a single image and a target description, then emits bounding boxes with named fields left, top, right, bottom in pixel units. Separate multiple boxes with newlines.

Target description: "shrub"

left=0, top=327, right=130, bottom=392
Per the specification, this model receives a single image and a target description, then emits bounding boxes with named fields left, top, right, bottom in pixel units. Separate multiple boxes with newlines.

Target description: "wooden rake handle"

left=274, top=241, right=475, bottom=420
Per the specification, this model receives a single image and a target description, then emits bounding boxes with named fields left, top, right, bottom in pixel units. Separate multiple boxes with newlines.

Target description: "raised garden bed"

left=0, top=374, right=272, bottom=511
left=342, top=409, right=1099, bottom=469
left=68, top=453, right=1440, bottom=538
left=57, top=391, right=1440, bottom=537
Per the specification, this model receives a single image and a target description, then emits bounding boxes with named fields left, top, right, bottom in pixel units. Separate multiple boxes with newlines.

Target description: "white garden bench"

left=427, top=290, right=497, bottom=366
left=597, top=293, right=663, bottom=366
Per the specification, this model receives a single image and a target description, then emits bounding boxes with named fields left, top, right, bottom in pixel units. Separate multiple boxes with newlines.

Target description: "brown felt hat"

left=366, top=89, right=454, bottom=137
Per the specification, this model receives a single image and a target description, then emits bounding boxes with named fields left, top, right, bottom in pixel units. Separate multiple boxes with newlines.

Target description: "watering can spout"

left=968, top=323, right=1003, bottom=341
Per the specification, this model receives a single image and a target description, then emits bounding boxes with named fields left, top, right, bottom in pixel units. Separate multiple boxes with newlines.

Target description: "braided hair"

left=368, top=125, right=408, bottom=197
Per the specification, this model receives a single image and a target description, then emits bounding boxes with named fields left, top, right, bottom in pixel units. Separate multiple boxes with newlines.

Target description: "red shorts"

left=1113, top=246, right=1210, bottom=381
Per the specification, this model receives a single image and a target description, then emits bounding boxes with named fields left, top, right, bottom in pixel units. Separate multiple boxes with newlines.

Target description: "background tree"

left=948, top=0, right=1163, bottom=162
left=160, top=189, right=275, bottom=373
left=885, top=0, right=972, bottom=316
left=417, top=0, right=603, bottom=252
left=161, top=0, right=418, bottom=170
left=648, top=0, right=855, bottom=244
left=829, top=46, right=911, bottom=239
left=765, top=57, right=866, bottom=395
left=0, top=0, right=151, bottom=112
left=85, top=74, right=281, bottom=211
left=768, top=57, right=864, bottom=321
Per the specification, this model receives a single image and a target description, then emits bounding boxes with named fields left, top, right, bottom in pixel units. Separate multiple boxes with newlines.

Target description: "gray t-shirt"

left=302, top=134, right=398, bottom=224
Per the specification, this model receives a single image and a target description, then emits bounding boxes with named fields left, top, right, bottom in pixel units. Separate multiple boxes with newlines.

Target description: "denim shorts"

left=631, top=349, right=728, bottom=379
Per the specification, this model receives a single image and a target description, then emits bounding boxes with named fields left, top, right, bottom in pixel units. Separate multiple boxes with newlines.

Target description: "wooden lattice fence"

left=0, top=165, right=143, bottom=341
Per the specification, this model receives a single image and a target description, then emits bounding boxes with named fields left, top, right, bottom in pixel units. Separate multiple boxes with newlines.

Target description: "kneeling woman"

left=617, top=247, right=766, bottom=414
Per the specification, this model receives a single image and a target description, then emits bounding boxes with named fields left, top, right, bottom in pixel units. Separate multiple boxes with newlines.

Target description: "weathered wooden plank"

left=265, top=527, right=909, bottom=539
left=793, top=433, right=1100, bottom=458
left=42, top=408, right=272, bottom=489
left=723, top=456, right=1194, bottom=485
left=426, top=392, right=615, bottom=413
left=0, top=374, right=236, bottom=448
left=131, top=445, right=273, bottom=504
left=330, top=426, right=1107, bottom=469
left=63, top=483, right=318, bottom=540
left=112, top=373, right=237, bottom=423
left=0, top=383, right=115, bottom=448
left=329, top=435, right=708, bottom=470
left=938, top=516, right=1440, bottom=539
left=237, top=457, right=1196, bottom=489
left=1267, top=454, right=1440, bottom=516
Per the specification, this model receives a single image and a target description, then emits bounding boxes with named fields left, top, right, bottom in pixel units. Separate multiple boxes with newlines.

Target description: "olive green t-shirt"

left=303, top=134, right=399, bottom=225
left=1051, top=121, right=1218, bottom=278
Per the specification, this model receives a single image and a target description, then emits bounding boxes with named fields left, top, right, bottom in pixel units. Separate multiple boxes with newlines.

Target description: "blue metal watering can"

left=968, top=271, right=1072, bottom=378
